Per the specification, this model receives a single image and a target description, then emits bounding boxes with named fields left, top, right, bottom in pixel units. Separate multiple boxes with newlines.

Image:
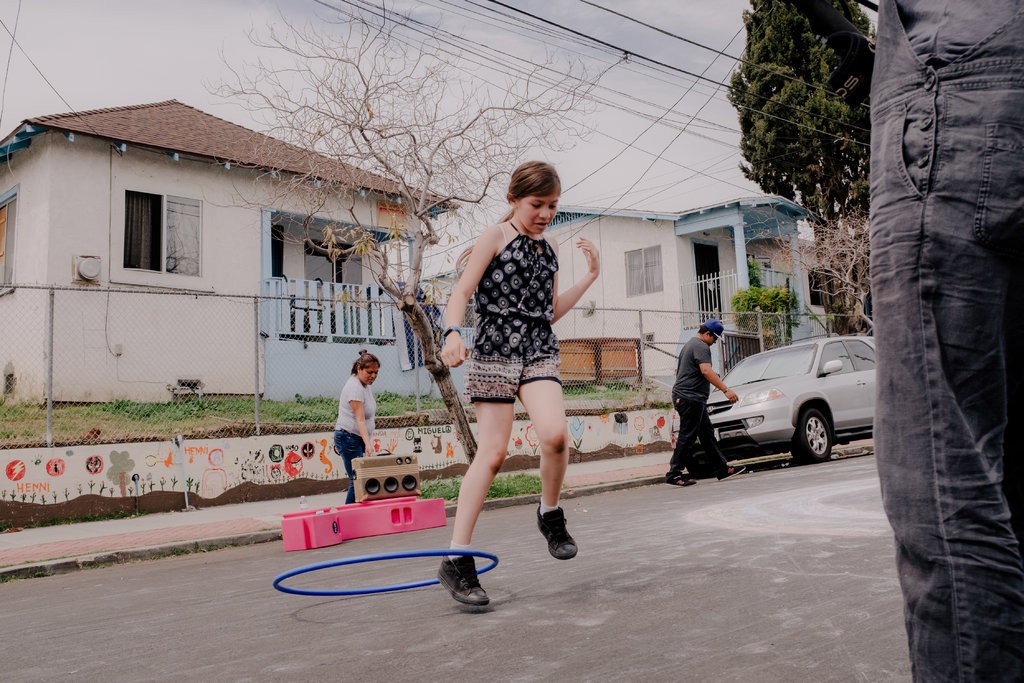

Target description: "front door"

left=693, top=242, right=721, bottom=316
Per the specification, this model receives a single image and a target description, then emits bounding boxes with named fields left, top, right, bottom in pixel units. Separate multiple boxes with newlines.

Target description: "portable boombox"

left=352, top=453, right=421, bottom=502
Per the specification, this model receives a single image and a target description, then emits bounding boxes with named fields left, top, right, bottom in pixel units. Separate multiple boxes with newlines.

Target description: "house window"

left=123, top=191, right=201, bottom=276
left=625, top=245, right=663, bottom=297
left=0, top=194, right=15, bottom=286
left=808, top=270, right=826, bottom=307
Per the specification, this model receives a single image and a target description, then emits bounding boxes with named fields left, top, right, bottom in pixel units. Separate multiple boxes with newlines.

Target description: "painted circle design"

left=85, top=456, right=103, bottom=475
left=46, top=458, right=65, bottom=476
left=5, top=460, right=26, bottom=481
left=272, top=549, right=499, bottom=597
left=209, top=448, right=225, bottom=467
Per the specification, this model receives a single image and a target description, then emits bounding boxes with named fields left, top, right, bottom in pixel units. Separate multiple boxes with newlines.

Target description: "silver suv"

left=706, top=336, right=875, bottom=464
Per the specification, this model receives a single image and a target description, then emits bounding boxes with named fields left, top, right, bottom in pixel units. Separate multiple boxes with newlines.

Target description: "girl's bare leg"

left=517, top=380, right=568, bottom=508
left=450, top=401, right=514, bottom=545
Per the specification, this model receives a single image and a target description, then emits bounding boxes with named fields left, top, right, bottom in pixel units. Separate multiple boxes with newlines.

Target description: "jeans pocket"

left=974, top=123, right=1024, bottom=259
left=872, top=101, right=927, bottom=203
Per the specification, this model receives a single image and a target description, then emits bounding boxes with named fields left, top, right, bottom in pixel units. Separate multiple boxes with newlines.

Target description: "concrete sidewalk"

left=0, top=445, right=871, bottom=580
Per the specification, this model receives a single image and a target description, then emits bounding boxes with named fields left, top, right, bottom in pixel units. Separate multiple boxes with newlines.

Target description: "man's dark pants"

left=668, top=396, right=729, bottom=478
left=871, top=1, right=1024, bottom=678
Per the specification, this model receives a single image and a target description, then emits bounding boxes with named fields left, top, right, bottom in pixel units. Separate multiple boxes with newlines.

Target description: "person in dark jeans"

left=870, top=1, right=1024, bottom=679
left=665, top=319, right=746, bottom=486
left=332, top=350, right=380, bottom=505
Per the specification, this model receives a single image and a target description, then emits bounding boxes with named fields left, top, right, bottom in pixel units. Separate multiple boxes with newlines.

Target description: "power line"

left=307, top=0, right=765, bottom=264
left=552, top=25, right=748, bottom=247
left=318, top=0, right=867, bottom=197
left=322, top=0, right=744, bottom=149
left=311, top=0, right=769, bottom=214
left=0, top=0, right=23, bottom=133
left=480, top=0, right=870, bottom=142
left=338, top=0, right=868, bottom=151
left=306, top=1, right=860, bottom=267
left=0, top=14, right=76, bottom=117
left=576, top=0, right=866, bottom=107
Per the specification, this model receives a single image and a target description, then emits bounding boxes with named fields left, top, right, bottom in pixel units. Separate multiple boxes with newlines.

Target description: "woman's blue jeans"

left=333, top=429, right=365, bottom=505
left=871, top=1, right=1024, bottom=679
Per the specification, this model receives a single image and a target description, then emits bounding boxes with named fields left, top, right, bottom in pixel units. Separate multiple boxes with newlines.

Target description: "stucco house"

left=547, top=198, right=818, bottom=381
left=0, top=100, right=426, bottom=404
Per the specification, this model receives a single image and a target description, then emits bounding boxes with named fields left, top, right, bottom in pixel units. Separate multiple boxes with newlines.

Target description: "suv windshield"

left=724, top=344, right=816, bottom=386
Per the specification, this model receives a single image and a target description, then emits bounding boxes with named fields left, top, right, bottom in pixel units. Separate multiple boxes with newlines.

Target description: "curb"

left=0, top=531, right=282, bottom=581
left=1, top=446, right=872, bottom=581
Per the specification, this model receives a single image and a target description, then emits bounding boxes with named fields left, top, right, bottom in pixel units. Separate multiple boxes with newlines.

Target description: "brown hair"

left=458, top=161, right=561, bottom=272
left=351, top=349, right=380, bottom=375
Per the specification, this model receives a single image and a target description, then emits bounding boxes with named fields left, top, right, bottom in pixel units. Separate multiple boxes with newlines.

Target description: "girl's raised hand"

left=576, top=237, right=600, bottom=276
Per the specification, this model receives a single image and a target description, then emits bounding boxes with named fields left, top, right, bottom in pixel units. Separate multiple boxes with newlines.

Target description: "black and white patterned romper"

left=463, top=223, right=561, bottom=403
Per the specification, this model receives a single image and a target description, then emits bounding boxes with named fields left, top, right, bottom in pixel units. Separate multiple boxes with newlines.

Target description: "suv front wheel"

left=792, top=407, right=833, bottom=464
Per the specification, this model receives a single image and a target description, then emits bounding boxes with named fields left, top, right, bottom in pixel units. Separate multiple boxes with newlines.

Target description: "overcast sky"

left=0, top=0, right=761, bottom=244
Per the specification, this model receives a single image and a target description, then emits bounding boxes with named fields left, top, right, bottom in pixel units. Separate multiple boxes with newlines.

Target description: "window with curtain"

left=123, top=191, right=201, bottom=276
left=625, top=245, right=663, bottom=297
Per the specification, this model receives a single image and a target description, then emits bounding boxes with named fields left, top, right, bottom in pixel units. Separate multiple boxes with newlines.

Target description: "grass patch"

left=0, top=568, right=52, bottom=583
left=421, top=472, right=543, bottom=502
left=0, top=384, right=661, bottom=448
left=563, top=382, right=643, bottom=402
left=0, top=392, right=447, bottom=447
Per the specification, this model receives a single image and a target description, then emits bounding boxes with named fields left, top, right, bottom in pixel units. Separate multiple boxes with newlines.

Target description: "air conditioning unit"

left=73, top=255, right=102, bottom=282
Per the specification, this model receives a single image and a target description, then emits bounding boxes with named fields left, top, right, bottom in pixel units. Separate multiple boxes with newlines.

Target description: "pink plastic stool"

left=281, top=507, right=344, bottom=551
left=335, top=497, right=447, bottom=541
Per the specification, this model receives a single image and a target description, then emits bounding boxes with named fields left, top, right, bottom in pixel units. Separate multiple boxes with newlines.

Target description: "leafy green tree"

left=728, top=0, right=872, bottom=221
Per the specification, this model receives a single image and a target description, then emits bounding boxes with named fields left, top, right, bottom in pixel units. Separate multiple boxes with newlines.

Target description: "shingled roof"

left=25, top=99, right=400, bottom=195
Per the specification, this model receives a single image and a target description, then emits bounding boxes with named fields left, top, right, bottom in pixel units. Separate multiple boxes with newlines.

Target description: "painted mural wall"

left=0, top=409, right=675, bottom=523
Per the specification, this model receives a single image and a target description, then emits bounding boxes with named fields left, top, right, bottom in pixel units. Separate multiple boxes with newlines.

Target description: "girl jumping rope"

left=437, top=161, right=600, bottom=606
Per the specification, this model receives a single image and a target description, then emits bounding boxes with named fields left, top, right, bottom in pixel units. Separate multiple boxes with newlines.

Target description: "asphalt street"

left=2, top=456, right=910, bottom=682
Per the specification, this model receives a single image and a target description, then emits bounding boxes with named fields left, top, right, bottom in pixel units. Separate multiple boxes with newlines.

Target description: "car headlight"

left=736, top=387, right=786, bottom=406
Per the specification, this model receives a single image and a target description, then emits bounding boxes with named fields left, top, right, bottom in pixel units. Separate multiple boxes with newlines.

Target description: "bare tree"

left=774, top=210, right=872, bottom=332
left=220, top=10, right=595, bottom=460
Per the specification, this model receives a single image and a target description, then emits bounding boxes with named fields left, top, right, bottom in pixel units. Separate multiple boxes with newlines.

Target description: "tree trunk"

left=400, top=302, right=478, bottom=462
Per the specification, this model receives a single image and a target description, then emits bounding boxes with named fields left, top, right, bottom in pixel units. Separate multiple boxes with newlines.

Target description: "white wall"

left=550, top=215, right=684, bottom=315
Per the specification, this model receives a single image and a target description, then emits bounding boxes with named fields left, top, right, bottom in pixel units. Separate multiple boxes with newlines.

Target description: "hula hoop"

left=273, top=549, right=499, bottom=597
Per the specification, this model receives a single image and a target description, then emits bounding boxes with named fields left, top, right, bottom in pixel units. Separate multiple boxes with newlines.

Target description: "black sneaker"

left=438, top=555, right=489, bottom=606
left=537, top=506, right=578, bottom=560
left=665, top=472, right=697, bottom=487
left=717, top=465, right=747, bottom=481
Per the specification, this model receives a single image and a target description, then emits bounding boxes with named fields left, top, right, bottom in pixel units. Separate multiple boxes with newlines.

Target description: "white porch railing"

left=260, top=277, right=397, bottom=342
left=680, top=269, right=737, bottom=315
left=679, top=268, right=795, bottom=315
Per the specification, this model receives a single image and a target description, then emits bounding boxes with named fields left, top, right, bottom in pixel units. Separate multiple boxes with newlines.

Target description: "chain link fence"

left=0, top=284, right=861, bottom=449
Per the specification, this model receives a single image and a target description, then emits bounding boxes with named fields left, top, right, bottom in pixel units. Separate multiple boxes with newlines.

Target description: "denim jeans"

left=333, top=429, right=365, bottom=505
left=871, top=1, right=1024, bottom=679
left=667, top=396, right=729, bottom=478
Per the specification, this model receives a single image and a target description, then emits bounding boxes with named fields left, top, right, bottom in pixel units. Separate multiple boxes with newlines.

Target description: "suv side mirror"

left=821, top=359, right=844, bottom=375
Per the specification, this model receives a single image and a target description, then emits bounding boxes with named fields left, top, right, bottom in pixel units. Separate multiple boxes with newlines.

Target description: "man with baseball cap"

left=665, top=318, right=746, bottom=486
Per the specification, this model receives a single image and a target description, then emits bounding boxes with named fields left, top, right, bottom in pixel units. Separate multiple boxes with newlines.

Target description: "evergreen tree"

left=728, top=0, right=872, bottom=221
